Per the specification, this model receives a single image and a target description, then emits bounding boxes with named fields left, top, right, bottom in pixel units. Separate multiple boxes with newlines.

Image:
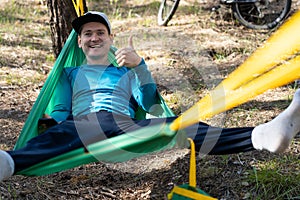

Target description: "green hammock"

left=14, top=30, right=187, bottom=176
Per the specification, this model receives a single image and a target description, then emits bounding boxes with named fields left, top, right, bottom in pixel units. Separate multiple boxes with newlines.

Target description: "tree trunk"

left=47, top=0, right=87, bottom=58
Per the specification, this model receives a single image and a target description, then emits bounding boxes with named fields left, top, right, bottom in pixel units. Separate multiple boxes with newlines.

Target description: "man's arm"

left=115, top=36, right=159, bottom=112
left=131, top=59, right=159, bottom=112
left=49, top=70, right=72, bottom=123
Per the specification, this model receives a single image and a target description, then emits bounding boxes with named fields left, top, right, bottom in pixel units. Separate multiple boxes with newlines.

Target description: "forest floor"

left=0, top=0, right=300, bottom=199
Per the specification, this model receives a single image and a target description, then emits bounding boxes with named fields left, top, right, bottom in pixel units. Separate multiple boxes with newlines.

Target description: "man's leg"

left=0, top=111, right=130, bottom=181
left=127, top=114, right=255, bottom=155
left=0, top=151, right=14, bottom=181
left=131, top=88, right=300, bottom=155
left=7, top=120, right=83, bottom=173
left=188, top=89, right=300, bottom=154
left=185, top=122, right=254, bottom=155
left=252, top=89, right=300, bottom=153
left=0, top=120, right=81, bottom=181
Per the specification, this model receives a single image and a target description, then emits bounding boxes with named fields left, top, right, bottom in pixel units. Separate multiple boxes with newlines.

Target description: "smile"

left=89, top=44, right=104, bottom=48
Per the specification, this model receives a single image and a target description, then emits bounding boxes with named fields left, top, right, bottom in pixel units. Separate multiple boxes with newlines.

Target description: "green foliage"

left=247, top=155, right=300, bottom=199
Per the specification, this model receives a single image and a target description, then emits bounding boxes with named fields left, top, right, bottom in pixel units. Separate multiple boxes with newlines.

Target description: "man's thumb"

left=128, top=35, right=134, bottom=48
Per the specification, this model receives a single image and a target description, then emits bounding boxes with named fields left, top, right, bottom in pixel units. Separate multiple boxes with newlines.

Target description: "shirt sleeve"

left=131, top=59, right=160, bottom=112
left=49, top=70, right=72, bottom=122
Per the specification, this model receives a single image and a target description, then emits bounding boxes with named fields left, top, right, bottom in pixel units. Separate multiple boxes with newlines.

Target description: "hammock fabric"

left=14, top=30, right=186, bottom=176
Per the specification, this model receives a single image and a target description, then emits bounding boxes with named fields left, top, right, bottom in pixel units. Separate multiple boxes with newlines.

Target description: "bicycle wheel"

left=231, top=0, right=292, bottom=29
left=157, top=0, right=181, bottom=26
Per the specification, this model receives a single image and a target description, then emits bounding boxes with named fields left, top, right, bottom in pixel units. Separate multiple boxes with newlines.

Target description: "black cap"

left=72, top=11, right=111, bottom=34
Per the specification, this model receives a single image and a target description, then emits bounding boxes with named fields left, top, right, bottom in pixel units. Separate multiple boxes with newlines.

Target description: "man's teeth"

left=90, top=44, right=104, bottom=48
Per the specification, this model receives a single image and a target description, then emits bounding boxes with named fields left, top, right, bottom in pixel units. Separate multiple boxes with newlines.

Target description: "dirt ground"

left=0, top=0, right=300, bottom=199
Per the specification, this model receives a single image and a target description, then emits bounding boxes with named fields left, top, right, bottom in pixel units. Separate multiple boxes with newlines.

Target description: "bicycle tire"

left=157, top=0, right=181, bottom=26
left=231, top=0, right=292, bottom=29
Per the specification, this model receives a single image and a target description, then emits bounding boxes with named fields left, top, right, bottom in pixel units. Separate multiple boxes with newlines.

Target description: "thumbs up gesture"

left=115, top=35, right=142, bottom=68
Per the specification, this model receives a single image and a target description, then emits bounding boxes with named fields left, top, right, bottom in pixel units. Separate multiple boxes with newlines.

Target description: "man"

left=0, top=11, right=299, bottom=181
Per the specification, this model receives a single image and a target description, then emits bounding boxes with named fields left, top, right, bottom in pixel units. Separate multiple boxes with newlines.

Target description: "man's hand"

left=115, top=35, right=142, bottom=68
left=38, top=117, right=58, bottom=134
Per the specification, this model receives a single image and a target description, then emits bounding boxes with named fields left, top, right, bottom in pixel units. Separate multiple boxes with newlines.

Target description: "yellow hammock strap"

left=171, top=54, right=300, bottom=130
left=188, top=138, right=196, bottom=187
left=170, top=186, right=216, bottom=200
left=216, top=9, right=300, bottom=92
left=72, top=0, right=86, bottom=17
left=170, top=9, right=300, bottom=131
left=167, top=138, right=217, bottom=200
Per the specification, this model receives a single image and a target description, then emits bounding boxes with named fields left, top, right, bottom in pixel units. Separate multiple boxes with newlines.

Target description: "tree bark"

left=47, top=0, right=87, bottom=58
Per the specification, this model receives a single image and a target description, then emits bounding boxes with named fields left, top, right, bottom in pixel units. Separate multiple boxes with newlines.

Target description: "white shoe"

left=252, top=89, right=300, bottom=153
left=0, top=150, right=14, bottom=181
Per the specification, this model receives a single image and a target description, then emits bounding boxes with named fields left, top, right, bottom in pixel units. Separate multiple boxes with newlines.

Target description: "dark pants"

left=8, top=111, right=254, bottom=173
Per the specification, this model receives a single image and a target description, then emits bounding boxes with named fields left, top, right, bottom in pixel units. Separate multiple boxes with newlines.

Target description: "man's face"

left=78, top=22, right=113, bottom=64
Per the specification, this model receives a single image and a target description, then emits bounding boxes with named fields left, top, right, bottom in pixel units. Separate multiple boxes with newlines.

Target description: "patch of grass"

left=0, top=0, right=44, bottom=24
left=138, top=17, right=156, bottom=27
left=0, top=0, right=50, bottom=52
left=0, top=1, right=23, bottom=24
left=177, top=3, right=203, bottom=16
left=2, top=183, right=18, bottom=200
left=209, top=46, right=252, bottom=62
left=4, top=72, right=45, bottom=86
left=163, top=89, right=202, bottom=115
left=46, top=54, right=55, bottom=63
left=247, top=155, right=300, bottom=199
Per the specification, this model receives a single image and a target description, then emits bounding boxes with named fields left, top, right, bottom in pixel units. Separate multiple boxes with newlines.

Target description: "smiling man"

left=1, top=11, right=299, bottom=182
left=77, top=22, right=113, bottom=64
